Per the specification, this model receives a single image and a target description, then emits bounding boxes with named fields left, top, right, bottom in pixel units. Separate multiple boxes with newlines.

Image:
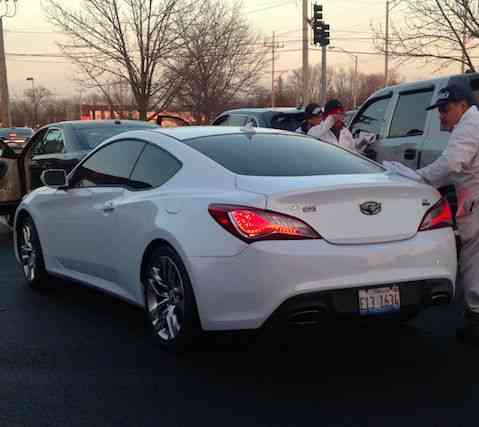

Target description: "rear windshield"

left=183, top=133, right=383, bottom=176
left=73, top=124, right=157, bottom=150
left=0, top=128, right=33, bottom=137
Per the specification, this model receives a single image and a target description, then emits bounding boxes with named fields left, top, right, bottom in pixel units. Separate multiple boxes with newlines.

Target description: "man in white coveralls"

left=417, top=84, right=479, bottom=344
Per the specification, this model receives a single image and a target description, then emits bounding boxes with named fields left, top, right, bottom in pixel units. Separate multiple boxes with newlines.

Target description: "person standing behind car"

left=417, top=84, right=479, bottom=344
left=308, top=99, right=371, bottom=152
left=296, top=103, right=323, bottom=134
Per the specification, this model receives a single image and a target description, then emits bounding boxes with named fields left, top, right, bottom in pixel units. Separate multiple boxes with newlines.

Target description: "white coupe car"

left=14, top=126, right=457, bottom=352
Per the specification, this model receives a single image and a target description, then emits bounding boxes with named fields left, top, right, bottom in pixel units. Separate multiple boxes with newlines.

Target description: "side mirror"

left=41, top=169, right=68, bottom=188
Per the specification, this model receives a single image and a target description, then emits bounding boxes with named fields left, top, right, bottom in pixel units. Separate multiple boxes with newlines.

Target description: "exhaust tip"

left=430, top=292, right=451, bottom=306
left=286, top=308, right=327, bottom=326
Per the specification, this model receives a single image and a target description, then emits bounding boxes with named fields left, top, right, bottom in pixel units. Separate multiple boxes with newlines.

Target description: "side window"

left=40, top=128, right=65, bottom=154
left=31, top=129, right=51, bottom=156
left=228, top=115, right=248, bottom=126
left=129, top=144, right=182, bottom=190
left=388, top=89, right=434, bottom=138
left=350, top=96, right=392, bottom=138
left=212, top=115, right=229, bottom=126
left=71, top=139, right=145, bottom=188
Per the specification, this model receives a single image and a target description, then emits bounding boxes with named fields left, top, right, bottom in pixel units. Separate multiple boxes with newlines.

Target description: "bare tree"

left=373, top=0, right=479, bottom=72
left=168, top=0, right=269, bottom=124
left=24, top=87, right=53, bottom=127
left=45, top=0, right=195, bottom=121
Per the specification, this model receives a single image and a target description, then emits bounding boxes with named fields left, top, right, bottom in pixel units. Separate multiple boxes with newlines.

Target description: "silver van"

left=349, top=72, right=479, bottom=170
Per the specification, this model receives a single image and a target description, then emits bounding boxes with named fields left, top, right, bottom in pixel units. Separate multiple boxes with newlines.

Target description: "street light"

left=26, top=77, right=37, bottom=127
left=329, top=46, right=359, bottom=109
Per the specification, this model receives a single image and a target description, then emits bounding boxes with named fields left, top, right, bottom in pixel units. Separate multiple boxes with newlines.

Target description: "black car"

left=212, top=107, right=306, bottom=131
left=0, top=127, right=34, bottom=152
left=0, top=120, right=158, bottom=219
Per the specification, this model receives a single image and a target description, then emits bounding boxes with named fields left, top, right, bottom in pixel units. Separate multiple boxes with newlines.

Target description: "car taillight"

left=208, top=204, right=321, bottom=243
left=418, top=198, right=453, bottom=231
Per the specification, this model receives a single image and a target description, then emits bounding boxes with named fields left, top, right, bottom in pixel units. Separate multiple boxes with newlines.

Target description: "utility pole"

left=302, top=0, right=309, bottom=106
left=265, top=32, right=284, bottom=108
left=0, top=0, right=17, bottom=128
left=320, top=45, right=327, bottom=107
left=329, top=46, right=358, bottom=108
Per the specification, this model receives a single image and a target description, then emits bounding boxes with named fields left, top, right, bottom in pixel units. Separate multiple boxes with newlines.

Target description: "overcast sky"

left=4, top=0, right=461, bottom=100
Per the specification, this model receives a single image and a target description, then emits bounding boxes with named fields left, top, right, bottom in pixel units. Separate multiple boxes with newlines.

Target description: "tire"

left=17, top=216, right=49, bottom=289
left=143, top=245, right=201, bottom=352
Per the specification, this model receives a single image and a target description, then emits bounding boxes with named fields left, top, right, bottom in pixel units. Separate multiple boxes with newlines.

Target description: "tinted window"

left=389, top=90, right=433, bottom=138
left=183, top=133, right=383, bottom=176
left=0, top=128, right=33, bottom=137
left=270, top=113, right=304, bottom=131
left=41, top=129, right=65, bottom=154
left=73, top=124, right=157, bottom=150
left=130, top=144, right=182, bottom=189
left=350, top=96, right=392, bottom=137
left=72, top=139, right=145, bottom=187
left=228, top=115, right=248, bottom=126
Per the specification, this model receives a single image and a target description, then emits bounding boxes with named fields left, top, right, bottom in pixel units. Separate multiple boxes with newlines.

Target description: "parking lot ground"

left=0, top=220, right=477, bottom=427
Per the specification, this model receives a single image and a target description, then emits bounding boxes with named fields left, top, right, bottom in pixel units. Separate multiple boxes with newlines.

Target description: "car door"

left=0, top=140, right=21, bottom=215
left=43, top=139, right=146, bottom=296
left=29, top=127, right=66, bottom=190
left=350, top=94, right=393, bottom=162
left=377, top=88, right=435, bottom=169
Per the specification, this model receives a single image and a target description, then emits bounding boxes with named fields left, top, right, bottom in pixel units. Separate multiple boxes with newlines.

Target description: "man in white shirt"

left=308, top=99, right=372, bottom=152
left=295, top=103, right=323, bottom=135
left=417, top=84, right=479, bottom=343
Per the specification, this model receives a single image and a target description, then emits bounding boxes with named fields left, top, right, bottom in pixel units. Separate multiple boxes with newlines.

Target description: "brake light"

left=418, top=198, right=453, bottom=231
left=208, top=204, right=321, bottom=242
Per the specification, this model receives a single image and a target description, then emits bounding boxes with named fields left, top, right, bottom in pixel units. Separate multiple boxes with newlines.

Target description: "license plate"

left=358, top=286, right=400, bottom=316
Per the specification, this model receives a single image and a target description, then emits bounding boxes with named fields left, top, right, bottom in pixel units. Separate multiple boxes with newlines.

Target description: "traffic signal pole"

left=320, top=45, right=327, bottom=107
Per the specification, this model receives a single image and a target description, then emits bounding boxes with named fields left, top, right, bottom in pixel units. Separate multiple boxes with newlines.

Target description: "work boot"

left=457, top=310, right=479, bottom=344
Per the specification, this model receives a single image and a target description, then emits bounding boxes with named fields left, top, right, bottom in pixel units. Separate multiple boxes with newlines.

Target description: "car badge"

left=360, top=201, right=382, bottom=216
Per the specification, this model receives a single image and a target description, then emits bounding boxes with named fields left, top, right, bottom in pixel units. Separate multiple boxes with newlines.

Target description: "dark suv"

left=212, top=107, right=305, bottom=131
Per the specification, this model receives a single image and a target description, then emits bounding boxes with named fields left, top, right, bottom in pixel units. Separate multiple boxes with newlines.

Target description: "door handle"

left=404, top=149, right=417, bottom=160
left=102, top=201, right=115, bottom=212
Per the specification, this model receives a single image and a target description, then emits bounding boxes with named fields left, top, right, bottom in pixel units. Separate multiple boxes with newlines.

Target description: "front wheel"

left=143, top=245, right=201, bottom=352
left=17, top=216, right=49, bottom=289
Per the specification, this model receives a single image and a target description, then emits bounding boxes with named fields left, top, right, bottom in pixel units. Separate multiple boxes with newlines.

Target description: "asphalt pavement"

left=0, top=220, right=478, bottom=427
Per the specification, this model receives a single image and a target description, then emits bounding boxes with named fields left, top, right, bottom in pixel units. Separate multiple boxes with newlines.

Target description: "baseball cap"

left=426, top=84, right=471, bottom=110
left=304, top=103, right=323, bottom=119
left=323, top=99, right=345, bottom=115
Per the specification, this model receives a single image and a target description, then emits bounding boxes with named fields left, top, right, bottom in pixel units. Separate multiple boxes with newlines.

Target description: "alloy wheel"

left=19, top=222, right=37, bottom=282
left=146, top=256, right=185, bottom=341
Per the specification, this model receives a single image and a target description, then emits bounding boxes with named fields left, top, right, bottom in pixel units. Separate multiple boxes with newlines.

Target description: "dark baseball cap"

left=426, top=84, right=471, bottom=110
left=323, top=99, right=344, bottom=114
left=304, top=102, right=322, bottom=118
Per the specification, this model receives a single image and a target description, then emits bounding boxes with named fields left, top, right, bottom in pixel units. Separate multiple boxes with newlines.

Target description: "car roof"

left=219, top=107, right=304, bottom=115
left=370, top=71, right=479, bottom=98
left=141, top=126, right=298, bottom=141
left=42, top=120, right=158, bottom=129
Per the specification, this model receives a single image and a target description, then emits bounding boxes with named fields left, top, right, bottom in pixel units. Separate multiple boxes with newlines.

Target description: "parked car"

left=14, top=126, right=457, bottom=352
left=212, top=107, right=305, bottom=131
left=0, top=127, right=33, bottom=152
left=0, top=120, right=158, bottom=221
left=349, top=72, right=479, bottom=169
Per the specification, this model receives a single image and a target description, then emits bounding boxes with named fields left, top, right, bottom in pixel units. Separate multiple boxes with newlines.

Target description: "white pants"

left=457, top=207, right=479, bottom=313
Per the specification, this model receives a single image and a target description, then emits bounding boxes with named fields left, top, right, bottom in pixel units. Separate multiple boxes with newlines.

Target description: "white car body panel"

left=13, top=127, right=458, bottom=331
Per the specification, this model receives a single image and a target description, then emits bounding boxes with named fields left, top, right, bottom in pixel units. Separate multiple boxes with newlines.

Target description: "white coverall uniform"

left=307, top=115, right=366, bottom=153
left=418, top=105, right=479, bottom=313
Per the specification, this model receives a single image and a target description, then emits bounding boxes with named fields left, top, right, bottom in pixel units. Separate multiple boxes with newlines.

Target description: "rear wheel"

left=17, top=216, right=49, bottom=289
left=143, top=245, right=201, bottom=352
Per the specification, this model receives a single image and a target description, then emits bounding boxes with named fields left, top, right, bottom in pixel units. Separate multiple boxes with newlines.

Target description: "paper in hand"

left=382, top=160, right=425, bottom=182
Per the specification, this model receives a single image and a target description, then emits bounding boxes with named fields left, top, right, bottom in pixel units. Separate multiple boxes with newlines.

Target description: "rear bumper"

left=267, top=279, right=453, bottom=326
left=187, top=228, right=457, bottom=331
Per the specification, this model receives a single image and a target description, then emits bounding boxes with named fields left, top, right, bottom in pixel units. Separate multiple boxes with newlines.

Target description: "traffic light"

left=320, top=23, right=330, bottom=47
left=312, top=4, right=323, bottom=45
left=312, top=3, right=330, bottom=47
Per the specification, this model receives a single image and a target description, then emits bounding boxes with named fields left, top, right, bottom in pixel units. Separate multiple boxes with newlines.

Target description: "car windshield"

left=73, top=123, right=157, bottom=150
left=183, top=133, right=383, bottom=176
